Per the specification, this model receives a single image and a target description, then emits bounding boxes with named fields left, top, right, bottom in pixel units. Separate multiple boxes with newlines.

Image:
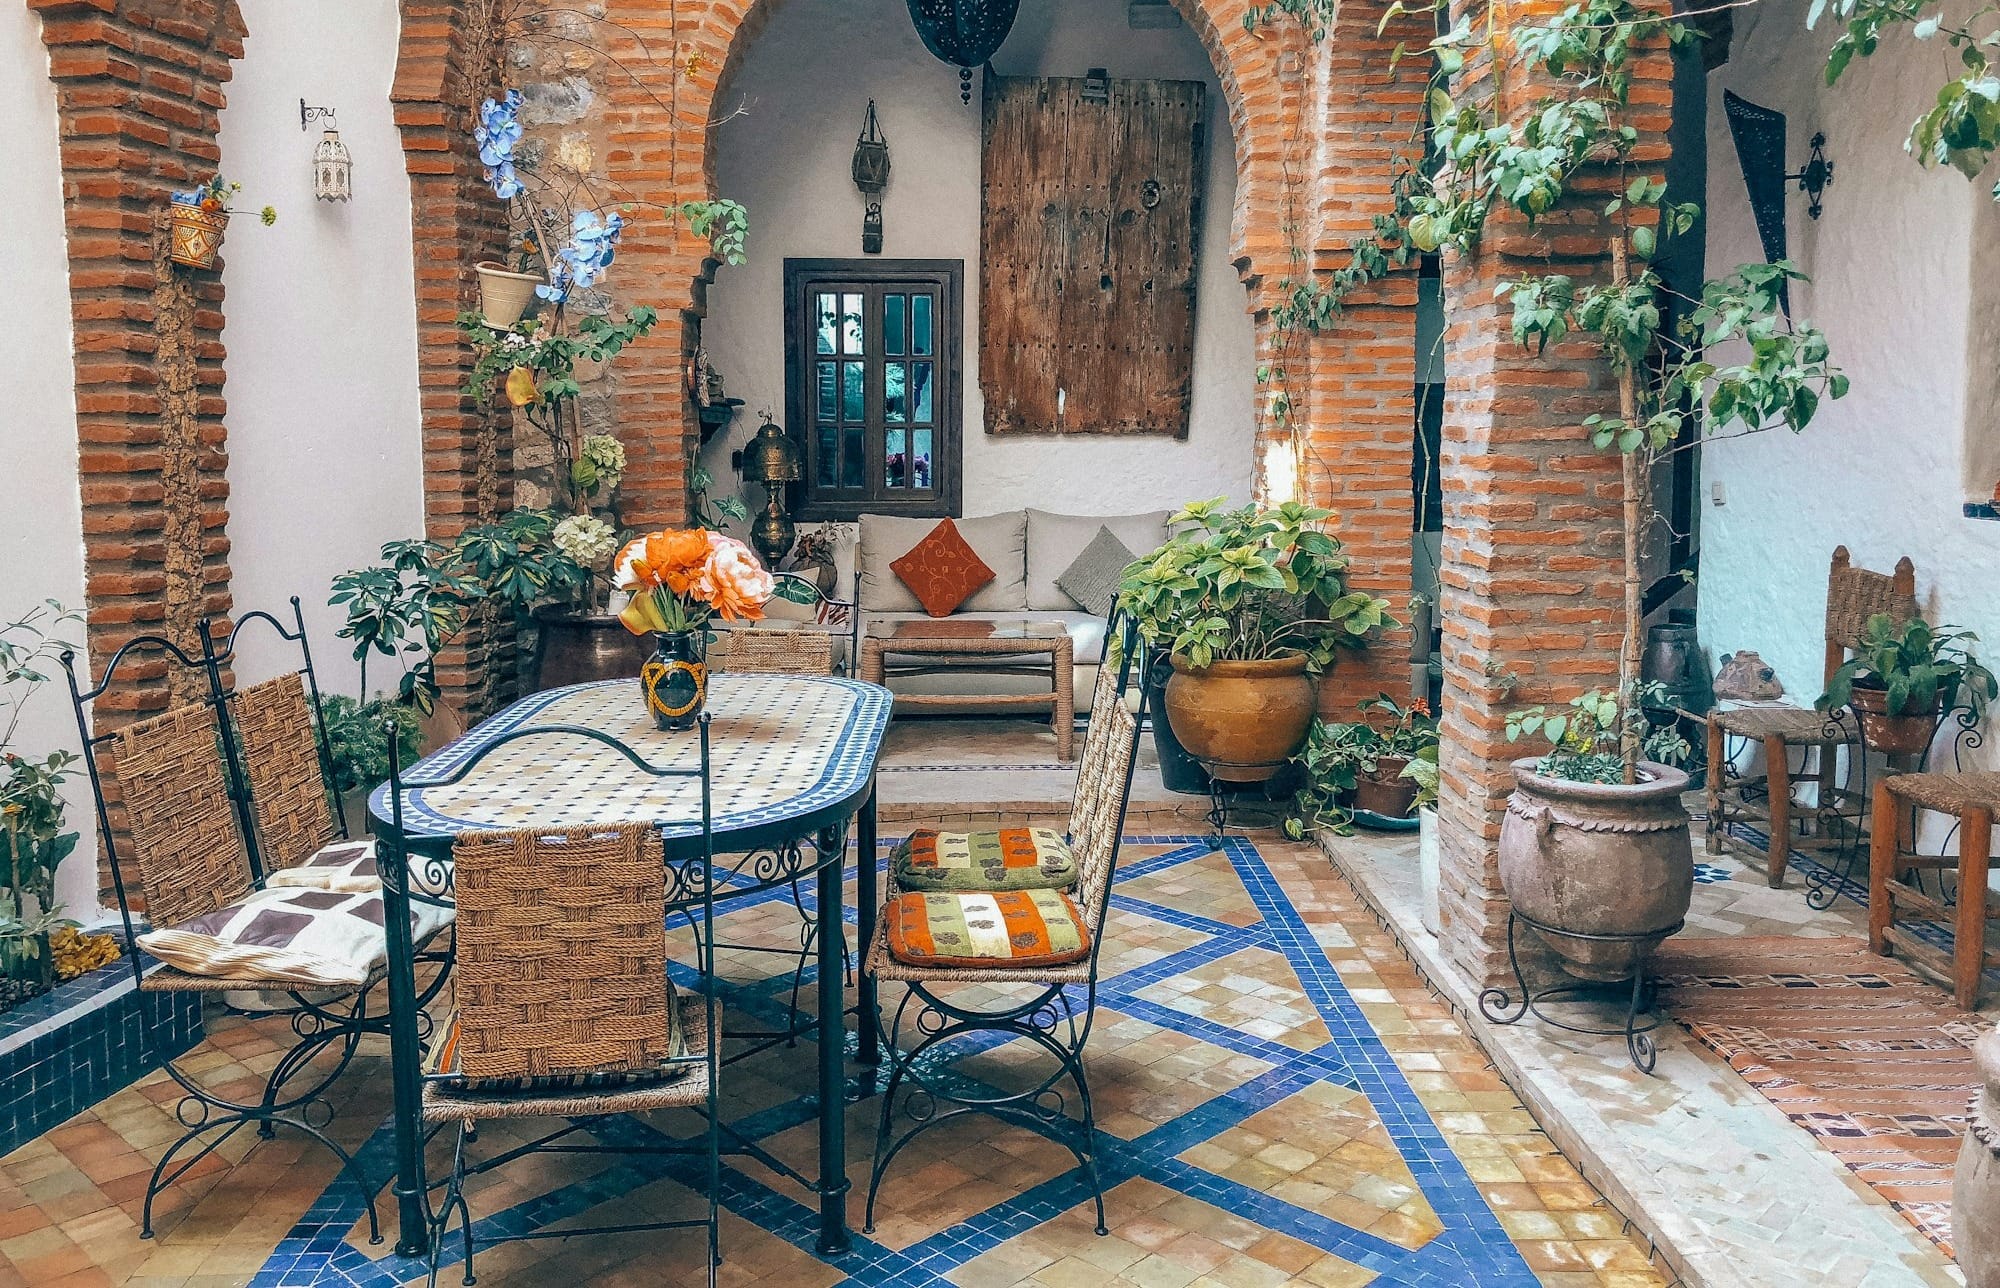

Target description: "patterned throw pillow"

left=888, top=518, right=996, bottom=617
left=138, top=887, right=454, bottom=987
left=883, top=889, right=1091, bottom=968
left=1054, top=525, right=1137, bottom=617
left=264, top=840, right=380, bottom=893
left=422, top=988, right=691, bottom=1095
left=891, top=828, right=1077, bottom=893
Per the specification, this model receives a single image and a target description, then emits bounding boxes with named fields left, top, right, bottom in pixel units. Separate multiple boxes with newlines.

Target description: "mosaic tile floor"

left=0, top=833, right=1669, bottom=1288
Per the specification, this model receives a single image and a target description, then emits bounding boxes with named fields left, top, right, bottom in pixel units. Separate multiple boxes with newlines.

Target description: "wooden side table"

left=858, top=620, right=1075, bottom=760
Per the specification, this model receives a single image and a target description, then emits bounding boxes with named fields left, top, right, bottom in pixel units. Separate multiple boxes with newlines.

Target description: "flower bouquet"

left=614, top=529, right=775, bottom=728
left=168, top=174, right=275, bottom=270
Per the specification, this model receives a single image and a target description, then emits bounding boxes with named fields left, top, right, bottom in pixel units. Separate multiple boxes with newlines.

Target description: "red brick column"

left=31, top=0, right=247, bottom=716
left=1432, top=1, right=1675, bottom=985
left=393, top=0, right=514, bottom=719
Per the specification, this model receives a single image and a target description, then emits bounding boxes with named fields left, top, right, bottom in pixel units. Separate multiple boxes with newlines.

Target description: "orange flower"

left=695, top=537, right=773, bottom=622
left=616, top=528, right=710, bottom=593
left=1411, top=698, right=1432, bottom=717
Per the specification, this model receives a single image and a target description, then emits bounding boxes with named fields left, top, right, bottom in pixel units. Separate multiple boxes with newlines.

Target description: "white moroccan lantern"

left=313, top=127, right=353, bottom=202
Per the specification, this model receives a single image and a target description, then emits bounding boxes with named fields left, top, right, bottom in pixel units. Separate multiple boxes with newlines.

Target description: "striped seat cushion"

left=891, top=827, right=1076, bottom=893
left=883, top=889, right=1091, bottom=969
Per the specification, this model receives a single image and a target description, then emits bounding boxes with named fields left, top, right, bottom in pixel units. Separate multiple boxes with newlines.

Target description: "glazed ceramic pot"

left=475, top=261, right=544, bottom=329
left=1163, top=654, right=1316, bottom=784
left=532, top=608, right=649, bottom=691
left=1954, top=1030, right=2000, bottom=1287
left=168, top=202, right=228, bottom=269
left=1144, top=653, right=1210, bottom=794
left=641, top=630, right=708, bottom=732
left=1848, top=685, right=1942, bottom=756
left=1497, top=759, right=1694, bottom=982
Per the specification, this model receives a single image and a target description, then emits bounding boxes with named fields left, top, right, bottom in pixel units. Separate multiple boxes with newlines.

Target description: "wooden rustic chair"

left=60, top=636, right=405, bottom=1244
left=862, top=639, right=1147, bottom=1237
left=1705, top=547, right=1917, bottom=889
left=379, top=724, right=721, bottom=1288
left=1869, top=772, right=2000, bottom=1009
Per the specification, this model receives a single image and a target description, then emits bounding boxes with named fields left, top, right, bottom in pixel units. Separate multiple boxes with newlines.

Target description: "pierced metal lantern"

left=313, top=127, right=353, bottom=202
left=852, top=101, right=891, bottom=254
left=904, top=0, right=1023, bottom=102
left=741, top=417, right=804, bottom=569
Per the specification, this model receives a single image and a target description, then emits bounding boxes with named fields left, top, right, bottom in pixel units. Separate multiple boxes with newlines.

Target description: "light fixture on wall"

left=851, top=101, right=891, bottom=254
left=740, top=414, right=804, bottom=569
left=301, top=101, right=352, bottom=202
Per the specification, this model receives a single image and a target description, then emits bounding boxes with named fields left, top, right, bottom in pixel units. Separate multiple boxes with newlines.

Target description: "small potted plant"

left=1818, top=613, right=1995, bottom=755
left=1351, top=695, right=1437, bottom=821
left=1284, top=695, right=1437, bottom=834
left=168, top=175, right=275, bottom=270
left=1117, top=500, right=1396, bottom=784
left=0, top=604, right=85, bottom=1003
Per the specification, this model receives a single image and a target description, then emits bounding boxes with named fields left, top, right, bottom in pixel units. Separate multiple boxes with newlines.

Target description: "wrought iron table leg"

left=382, top=834, right=432, bottom=1257
left=856, top=782, right=880, bottom=1069
left=815, top=822, right=853, bottom=1256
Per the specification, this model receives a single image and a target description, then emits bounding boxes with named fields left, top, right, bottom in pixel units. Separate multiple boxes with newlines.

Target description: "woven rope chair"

left=377, top=721, right=723, bottom=1288
left=61, top=635, right=385, bottom=1245
left=1704, top=546, right=1917, bottom=894
left=707, top=626, right=838, bottom=677
left=862, top=630, right=1147, bottom=1237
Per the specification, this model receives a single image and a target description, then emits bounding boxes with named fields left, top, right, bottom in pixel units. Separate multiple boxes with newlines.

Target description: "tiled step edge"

left=1318, top=830, right=1964, bottom=1288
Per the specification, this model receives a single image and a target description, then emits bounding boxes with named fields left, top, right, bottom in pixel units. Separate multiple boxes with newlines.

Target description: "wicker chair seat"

left=1879, top=772, right=2000, bottom=815
left=863, top=919, right=1091, bottom=987
left=421, top=995, right=712, bottom=1123
left=1711, top=703, right=1857, bottom=744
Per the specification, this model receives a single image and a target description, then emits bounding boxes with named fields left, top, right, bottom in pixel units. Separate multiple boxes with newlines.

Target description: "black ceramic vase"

left=641, top=630, right=707, bottom=731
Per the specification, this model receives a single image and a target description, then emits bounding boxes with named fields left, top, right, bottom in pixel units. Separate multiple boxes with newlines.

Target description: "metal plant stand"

left=1193, top=757, right=1288, bottom=849
left=1477, top=911, right=1682, bottom=1074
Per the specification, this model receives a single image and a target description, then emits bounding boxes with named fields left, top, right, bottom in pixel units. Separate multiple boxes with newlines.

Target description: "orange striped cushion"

left=882, top=889, right=1090, bottom=969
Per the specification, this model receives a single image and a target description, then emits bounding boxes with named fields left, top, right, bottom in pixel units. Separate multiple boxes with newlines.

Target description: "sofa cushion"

left=889, top=519, right=996, bottom=617
left=892, top=827, right=1077, bottom=893
left=1055, top=526, right=1137, bottom=618
left=1025, top=510, right=1170, bottom=610
left=860, top=512, right=1027, bottom=613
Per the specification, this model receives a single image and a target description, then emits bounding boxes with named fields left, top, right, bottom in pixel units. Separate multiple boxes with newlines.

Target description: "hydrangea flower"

left=579, top=433, right=626, bottom=484
left=475, top=91, right=524, bottom=201
left=552, top=514, right=619, bottom=570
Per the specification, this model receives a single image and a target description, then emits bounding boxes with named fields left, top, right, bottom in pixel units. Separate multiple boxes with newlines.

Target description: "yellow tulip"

left=505, top=365, right=538, bottom=407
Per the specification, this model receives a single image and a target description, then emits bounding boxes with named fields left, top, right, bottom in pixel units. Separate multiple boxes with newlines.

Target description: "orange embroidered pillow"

left=883, top=890, right=1091, bottom=969
left=889, top=519, right=995, bottom=617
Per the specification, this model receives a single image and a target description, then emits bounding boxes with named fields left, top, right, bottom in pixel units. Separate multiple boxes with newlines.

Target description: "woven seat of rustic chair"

left=424, top=995, right=713, bottom=1122
left=1870, top=771, right=2000, bottom=1009
left=1877, top=772, right=2000, bottom=815
left=231, top=671, right=344, bottom=871
left=1705, top=546, right=1918, bottom=890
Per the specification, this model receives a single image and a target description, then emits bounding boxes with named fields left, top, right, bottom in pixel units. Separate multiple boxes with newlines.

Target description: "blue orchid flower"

left=474, top=91, right=525, bottom=202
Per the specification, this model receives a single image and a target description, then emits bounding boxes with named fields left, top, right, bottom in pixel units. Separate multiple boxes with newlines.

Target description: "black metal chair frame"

left=379, top=719, right=729, bottom=1288
left=59, top=610, right=404, bottom=1243
left=862, top=624, right=1149, bottom=1237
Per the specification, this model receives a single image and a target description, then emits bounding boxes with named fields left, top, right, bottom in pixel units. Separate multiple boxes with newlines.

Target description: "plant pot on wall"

left=531, top=607, right=649, bottom=691
left=475, top=261, right=544, bottom=330
left=168, top=203, right=228, bottom=269
left=1497, top=759, right=1694, bottom=983
left=1847, top=685, right=1942, bottom=756
left=1164, top=654, right=1317, bottom=784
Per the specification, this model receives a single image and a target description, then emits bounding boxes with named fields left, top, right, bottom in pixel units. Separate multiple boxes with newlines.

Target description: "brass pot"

left=531, top=608, right=650, bottom=691
left=1848, top=685, right=1941, bottom=756
left=1163, top=654, right=1317, bottom=783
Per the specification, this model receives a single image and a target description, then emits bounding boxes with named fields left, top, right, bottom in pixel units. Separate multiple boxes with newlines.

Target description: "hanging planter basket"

left=475, top=261, right=545, bottom=330
left=168, top=202, right=229, bottom=269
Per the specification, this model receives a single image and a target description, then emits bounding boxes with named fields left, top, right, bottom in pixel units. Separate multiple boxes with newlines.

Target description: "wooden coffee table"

left=858, top=620, right=1075, bottom=760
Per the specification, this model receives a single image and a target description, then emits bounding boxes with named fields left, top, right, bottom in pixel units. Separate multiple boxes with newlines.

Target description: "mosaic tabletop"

left=369, top=675, right=893, bottom=849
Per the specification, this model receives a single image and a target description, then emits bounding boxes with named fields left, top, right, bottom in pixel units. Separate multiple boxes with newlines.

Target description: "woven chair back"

left=112, top=704, right=253, bottom=929
left=231, top=672, right=337, bottom=871
left=1067, top=646, right=1131, bottom=849
left=448, top=824, right=675, bottom=1084
left=1068, top=688, right=1142, bottom=935
left=708, top=628, right=837, bottom=676
left=1823, top=546, right=1919, bottom=682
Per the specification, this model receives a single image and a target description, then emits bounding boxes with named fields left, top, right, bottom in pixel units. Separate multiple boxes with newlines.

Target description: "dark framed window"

left=783, top=259, right=963, bottom=521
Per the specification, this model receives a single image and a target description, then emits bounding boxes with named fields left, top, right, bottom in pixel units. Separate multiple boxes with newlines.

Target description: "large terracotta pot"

left=1163, top=654, right=1316, bottom=783
left=1955, top=1030, right=2000, bottom=1287
left=1848, top=685, right=1942, bottom=756
left=532, top=608, right=649, bottom=691
left=1498, top=759, right=1694, bottom=982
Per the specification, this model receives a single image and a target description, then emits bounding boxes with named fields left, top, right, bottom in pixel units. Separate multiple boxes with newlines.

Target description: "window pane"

left=912, top=293, right=933, bottom=355
left=843, top=425, right=865, bottom=488
left=885, top=362, right=907, bottom=423
left=912, top=428, right=932, bottom=489
left=817, top=422, right=838, bottom=487
left=842, top=293, right=864, bottom=355
left=912, top=361, right=933, bottom=423
left=816, top=293, right=837, bottom=355
left=816, top=362, right=837, bottom=420
left=885, top=428, right=907, bottom=488
left=885, top=294, right=906, bottom=356
left=841, top=361, right=863, bottom=422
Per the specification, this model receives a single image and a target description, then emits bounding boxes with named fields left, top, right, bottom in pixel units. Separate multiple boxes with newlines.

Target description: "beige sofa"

left=855, top=509, right=1170, bottom=711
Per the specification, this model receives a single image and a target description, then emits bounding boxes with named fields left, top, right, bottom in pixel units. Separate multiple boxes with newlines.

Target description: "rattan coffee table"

left=858, top=619, right=1075, bottom=760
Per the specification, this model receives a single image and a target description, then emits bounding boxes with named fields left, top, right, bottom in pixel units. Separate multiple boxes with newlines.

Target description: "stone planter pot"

left=1955, top=1030, right=2000, bottom=1287
left=1418, top=805, right=1442, bottom=936
left=1163, top=654, right=1316, bottom=784
left=475, top=261, right=544, bottom=330
left=1498, top=759, right=1694, bottom=982
left=1353, top=755, right=1418, bottom=819
left=532, top=608, right=650, bottom=691
left=1848, top=685, right=1941, bottom=756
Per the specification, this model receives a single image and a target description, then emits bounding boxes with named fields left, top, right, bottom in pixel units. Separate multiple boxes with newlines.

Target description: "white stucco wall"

left=698, top=0, right=1256, bottom=522
left=218, top=0, right=425, bottom=696
left=2, top=8, right=97, bottom=917
left=1697, top=0, right=2000, bottom=768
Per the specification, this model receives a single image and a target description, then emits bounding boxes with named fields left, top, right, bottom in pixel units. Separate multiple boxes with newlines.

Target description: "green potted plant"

left=1284, top=695, right=1437, bottom=834
left=1117, top=500, right=1395, bottom=784
left=315, top=694, right=424, bottom=829
left=1818, top=614, right=1995, bottom=755
left=0, top=604, right=84, bottom=1003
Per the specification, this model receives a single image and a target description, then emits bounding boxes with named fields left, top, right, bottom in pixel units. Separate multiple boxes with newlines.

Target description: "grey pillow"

left=1054, top=526, right=1137, bottom=617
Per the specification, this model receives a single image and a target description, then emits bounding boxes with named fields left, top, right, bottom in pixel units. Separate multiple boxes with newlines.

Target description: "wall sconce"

left=1082, top=67, right=1111, bottom=105
left=851, top=101, right=890, bottom=255
left=1789, top=132, right=1833, bottom=220
left=740, top=414, right=804, bottom=569
left=301, top=100, right=352, bottom=202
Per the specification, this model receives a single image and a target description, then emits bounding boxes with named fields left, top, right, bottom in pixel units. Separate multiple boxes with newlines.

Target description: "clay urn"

left=1955, top=1030, right=2000, bottom=1285
left=1163, top=654, right=1316, bottom=783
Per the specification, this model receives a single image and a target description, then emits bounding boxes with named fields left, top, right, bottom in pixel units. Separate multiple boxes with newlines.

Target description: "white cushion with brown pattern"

left=138, top=886, right=453, bottom=988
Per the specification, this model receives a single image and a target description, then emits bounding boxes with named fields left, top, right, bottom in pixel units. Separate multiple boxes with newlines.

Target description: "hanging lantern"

left=312, top=127, right=353, bottom=202
left=904, top=0, right=1023, bottom=103
left=851, top=101, right=891, bottom=254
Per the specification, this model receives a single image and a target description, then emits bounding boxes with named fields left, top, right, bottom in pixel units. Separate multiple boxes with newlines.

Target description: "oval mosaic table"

left=368, top=674, right=894, bottom=1259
